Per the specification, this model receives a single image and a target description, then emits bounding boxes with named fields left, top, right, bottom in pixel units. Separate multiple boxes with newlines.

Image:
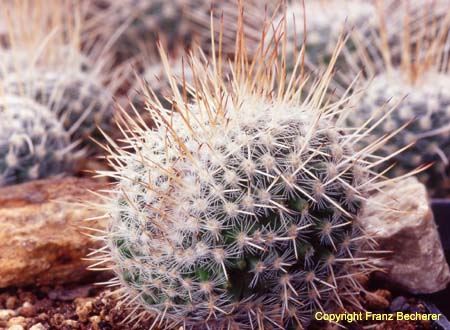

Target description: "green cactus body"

left=0, top=95, right=77, bottom=187
left=349, top=71, right=450, bottom=192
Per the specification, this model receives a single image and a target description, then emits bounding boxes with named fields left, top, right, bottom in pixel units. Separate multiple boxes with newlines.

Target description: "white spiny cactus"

left=88, top=8, right=412, bottom=329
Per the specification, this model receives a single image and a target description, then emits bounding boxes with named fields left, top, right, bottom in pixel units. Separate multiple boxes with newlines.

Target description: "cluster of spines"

left=87, top=10, right=407, bottom=329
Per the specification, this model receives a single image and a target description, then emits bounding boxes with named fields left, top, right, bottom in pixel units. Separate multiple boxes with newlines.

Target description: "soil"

left=0, top=279, right=446, bottom=330
left=0, top=283, right=157, bottom=330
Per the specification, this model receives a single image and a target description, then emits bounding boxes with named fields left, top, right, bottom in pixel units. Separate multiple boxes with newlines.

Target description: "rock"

left=389, top=296, right=407, bottom=312
left=0, top=177, right=109, bottom=288
left=360, top=177, right=450, bottom=294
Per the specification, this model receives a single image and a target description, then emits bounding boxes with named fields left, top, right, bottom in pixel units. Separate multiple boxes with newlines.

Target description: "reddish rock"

left=0, top=177, right=109, bottom=288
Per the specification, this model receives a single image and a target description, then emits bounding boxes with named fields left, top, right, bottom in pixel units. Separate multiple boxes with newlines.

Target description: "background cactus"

left=1, top=0, right=123, bottom=151
left=270, top=0, right=378, bottom=70
left=85, top=0, right=265, bottom=61
left=342, top=3, right=450, bottom=196
left=0, top=95, right=79, bottom=187
left=89, top=13, right=407, bottom=329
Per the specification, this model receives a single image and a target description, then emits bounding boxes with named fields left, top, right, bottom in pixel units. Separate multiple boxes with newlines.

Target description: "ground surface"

left=0, top=280, right=446, bottom=330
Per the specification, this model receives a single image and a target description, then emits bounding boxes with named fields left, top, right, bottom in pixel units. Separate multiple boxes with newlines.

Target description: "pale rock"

left=0, top=177, right=108, bottom=288
left=360, top=177, right=450, bottom=294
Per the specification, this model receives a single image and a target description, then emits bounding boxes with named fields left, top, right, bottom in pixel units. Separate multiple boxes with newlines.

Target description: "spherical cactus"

left=89, top=11, right=404, bottom=329
left=341, top=1, right=450, bottom=196
left=0, top=95, right=79, bottom=187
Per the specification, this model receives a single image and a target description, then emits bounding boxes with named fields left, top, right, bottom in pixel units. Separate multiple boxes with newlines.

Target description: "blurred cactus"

left=270, top=0, right=378, bottom=70
left=0, top=95, right=80, bottom=187
left=1, top=0, right=122, bottom=151
left=342, top=2, right=450, bottom=196
left=84, top=0, right=265, bottom=61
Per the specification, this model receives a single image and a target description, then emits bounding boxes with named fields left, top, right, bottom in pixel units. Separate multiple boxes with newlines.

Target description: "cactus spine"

left=89, top=8, right=408, bottom=329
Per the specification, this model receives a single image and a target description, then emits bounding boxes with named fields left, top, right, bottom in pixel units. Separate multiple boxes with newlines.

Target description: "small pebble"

left=5, top=297, right=17, bottom=310
left=389, top=296, right=407, bottom=312
left=0, top=310, right=16, bottom=321
left=7, top=325, right=24, bottom=330
left=7, top=316, right=26, bottom=327
left=29, top=323, right=46, bottom=330
left=18, top=301, right=36, bottom=318
left=75, top=298, right=94, bottom=322
left=62, top=319, right=78, bottom=327
left=90, top=315, right=101, bottom=330
left=364, top=290, right=390, bottom=310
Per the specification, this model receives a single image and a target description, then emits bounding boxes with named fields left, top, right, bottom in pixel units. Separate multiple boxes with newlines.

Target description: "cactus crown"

left=341, top=2, right=450, bottom=196
left=90, top=5, right=408, bottom=330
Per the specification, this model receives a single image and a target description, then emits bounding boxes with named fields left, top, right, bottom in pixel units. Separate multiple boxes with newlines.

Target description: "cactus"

left=1, top=0, right=120, bottom=150
left=20, top=70, right=115, bottom=143
left=85, top=0, right=265, bottom=61
left=0, top=95, right=80, bottom=187
left=342, top=2, right=450, bottom=196
left=89, top=9, right=408, bottom=330
left=271, top=0, right=378, bottom=69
